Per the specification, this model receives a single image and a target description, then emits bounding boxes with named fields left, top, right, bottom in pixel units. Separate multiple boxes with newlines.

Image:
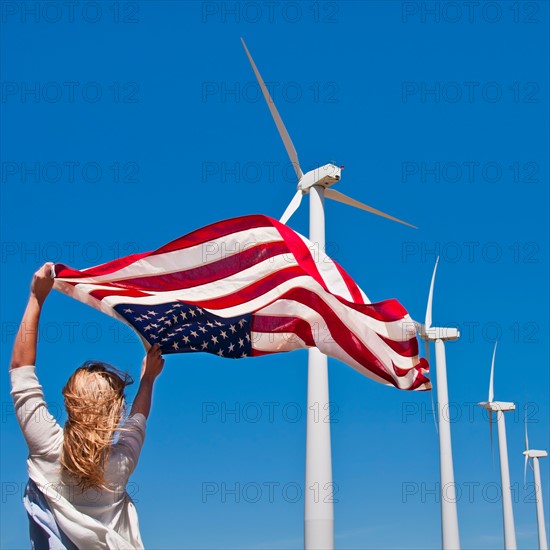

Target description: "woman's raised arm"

left=10, top=263, right=63, bottom=455
left=11, top=263, right=54, bottom=370
left=129, top=345, right=164, bottom=419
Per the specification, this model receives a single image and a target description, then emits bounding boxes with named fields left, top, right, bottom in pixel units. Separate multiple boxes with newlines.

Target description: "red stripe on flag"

left=272, top=218, right=370, bottom=305
left=270, top=219, right=330, bottom=292
left=341, top=297, right=409, bottom=323
left=181, top=265, right=306, bottom=309
left=90, top=286, right=151, bottom=300
left=333, top=262, right=365, bottom=303
left=105, top=241, right=292, bottom=292
left=378, top=334, right=418, bottom=357
left=252, top=315, right=316, bottom=347
left=152, top=215, right=275, bottom=255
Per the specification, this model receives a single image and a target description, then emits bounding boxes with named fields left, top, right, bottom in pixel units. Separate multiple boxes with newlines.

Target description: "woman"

left=10, top=262, right=164, bottom=549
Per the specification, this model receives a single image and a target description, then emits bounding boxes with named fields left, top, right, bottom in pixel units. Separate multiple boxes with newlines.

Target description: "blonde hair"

left=61, top=362, right=133, bottom=491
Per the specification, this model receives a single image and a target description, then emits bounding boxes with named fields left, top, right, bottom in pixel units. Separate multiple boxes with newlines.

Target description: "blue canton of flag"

left=114, top=302, right=252, bottom=358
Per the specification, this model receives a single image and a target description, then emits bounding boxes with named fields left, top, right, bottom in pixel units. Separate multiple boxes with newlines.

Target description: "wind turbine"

left=240, top=38, right=417, bottom=550
left=523, top=408, right=548, bottom=550
left=478, top=342, right=517, bottom=550
left=417, top=258, right=461, bottom=550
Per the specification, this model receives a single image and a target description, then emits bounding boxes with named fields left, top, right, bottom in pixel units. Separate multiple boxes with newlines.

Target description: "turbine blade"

left=425, top=257, right=439, bottom=330
left=240, top=38, right=303, bottom=181
left=280, top=190, right=303, bottom=225
left=489, top=410, right=494, bottom=464
left=324, top=188, right=418, bottom=228
left=430, top=390, right=438, bottom=434
left=488, top=341, right=497, bottom=403
left=431, top=377, right=440, bottom=437
left=524, top=455, right=528, bottom=488
left=524, top=405, right=529, bottom=451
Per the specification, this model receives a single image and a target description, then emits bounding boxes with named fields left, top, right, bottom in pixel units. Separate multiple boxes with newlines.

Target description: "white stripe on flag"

left=251, top=332, right=308, bottom=353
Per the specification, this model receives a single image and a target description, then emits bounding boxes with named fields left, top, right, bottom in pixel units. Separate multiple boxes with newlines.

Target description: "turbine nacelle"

left=524, top=449, right=548, bottom=459
left=478, top=401, right=515, bottom=412
left=419, top=325, right=460, bottom=341
left=298, top=164, right=342, bottom=192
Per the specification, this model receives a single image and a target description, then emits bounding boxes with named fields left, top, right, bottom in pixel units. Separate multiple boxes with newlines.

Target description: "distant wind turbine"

left=523, top=408, right=548, bottom=550
left=240, top=37, right=417, bottom=550
left=478, top=343, right=517, bottom=550
left=417, top=257, right=461, bottom=549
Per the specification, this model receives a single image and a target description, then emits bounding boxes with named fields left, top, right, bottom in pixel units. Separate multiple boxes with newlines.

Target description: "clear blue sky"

left=1, top=1, right=548, bottom=548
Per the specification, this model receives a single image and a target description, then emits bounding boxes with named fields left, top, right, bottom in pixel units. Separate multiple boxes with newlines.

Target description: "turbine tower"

left=478, top=343, right=517, bottom=550
left=240, top=38, right=416, bottom=550
left=523, top=409, right=548, bottom=550
left=418, top=258, right=461, bottom=549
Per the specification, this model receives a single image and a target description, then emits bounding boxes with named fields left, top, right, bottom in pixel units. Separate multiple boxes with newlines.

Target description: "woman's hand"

left=140, top=344, right=165, bottom=381
left=31, top=262, right=55, bottom=305
left=131, top=345, right=165, bottom=418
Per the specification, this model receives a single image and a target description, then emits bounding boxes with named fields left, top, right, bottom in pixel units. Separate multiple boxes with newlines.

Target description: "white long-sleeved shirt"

left=11, top=365, right=146, bottom=549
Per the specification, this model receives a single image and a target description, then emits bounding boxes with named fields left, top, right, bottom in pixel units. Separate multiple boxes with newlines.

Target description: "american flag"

left=53, top=215, right=429, bottom=391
